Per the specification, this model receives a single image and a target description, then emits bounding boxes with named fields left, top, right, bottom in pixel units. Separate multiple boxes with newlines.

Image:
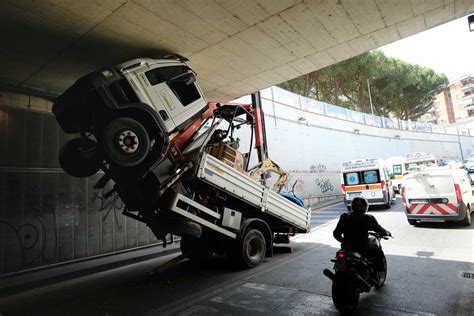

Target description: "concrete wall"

left=234, top=87, right=474, bottom=206
left=2, top=87, right=474, bottom=274
left=0, top=101, right=162, bottom=275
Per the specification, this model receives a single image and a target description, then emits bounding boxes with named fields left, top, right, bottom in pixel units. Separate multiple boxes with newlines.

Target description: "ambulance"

left=341, top=158, right=395, bottom=210
left=386, top=152, right=437, bottom=194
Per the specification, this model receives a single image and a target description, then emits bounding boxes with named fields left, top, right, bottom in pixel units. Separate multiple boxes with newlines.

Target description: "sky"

left=380, top=15, right=474, bottom=82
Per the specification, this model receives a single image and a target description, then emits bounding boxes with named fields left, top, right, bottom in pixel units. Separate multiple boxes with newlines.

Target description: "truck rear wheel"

left=102, top=117, right=150, bottom=167
left=180, top=234, right=214, bottom=263
left=59, top=138, right=102, bottom=178
left=233, top=228, right=266, bottom=268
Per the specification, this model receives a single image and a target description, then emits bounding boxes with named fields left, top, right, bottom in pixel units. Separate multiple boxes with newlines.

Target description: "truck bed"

left=195, top=153, right=311, bottom=232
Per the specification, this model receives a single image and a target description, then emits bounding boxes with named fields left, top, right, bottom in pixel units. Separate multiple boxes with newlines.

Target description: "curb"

left=0, top=244, right=181, bottom=298
left=310, top=199, right=343, bottom=211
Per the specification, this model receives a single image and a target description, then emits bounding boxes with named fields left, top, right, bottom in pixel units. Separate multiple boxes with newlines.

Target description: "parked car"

left=463, top=158, right=474, bottom=172
left=401, top=168, right=473, bottom=226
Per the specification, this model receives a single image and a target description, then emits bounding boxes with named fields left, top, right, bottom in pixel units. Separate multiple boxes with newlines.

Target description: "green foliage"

left=278, top=51, right=448, bottom=120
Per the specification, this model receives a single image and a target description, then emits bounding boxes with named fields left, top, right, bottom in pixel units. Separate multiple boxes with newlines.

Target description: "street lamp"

left=367, top=79, right=374, bottom=115
left=469, top=15, right=474, bottom=32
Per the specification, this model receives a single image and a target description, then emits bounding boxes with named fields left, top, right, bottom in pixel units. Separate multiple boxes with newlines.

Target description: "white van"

left=386, top=152, right=437, bottom=194
left=341, top=158, right=395, bottom=210
left=385, top=156, right=403, bottom=193
left=401, top=169, right=473, bottom=226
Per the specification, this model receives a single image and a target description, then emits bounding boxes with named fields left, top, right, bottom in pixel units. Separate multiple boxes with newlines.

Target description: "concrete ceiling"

left=1, top=0, right=473, bottom=101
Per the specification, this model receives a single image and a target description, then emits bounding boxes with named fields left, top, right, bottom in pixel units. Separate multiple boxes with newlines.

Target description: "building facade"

left=422, top=75, right=474, bottom=124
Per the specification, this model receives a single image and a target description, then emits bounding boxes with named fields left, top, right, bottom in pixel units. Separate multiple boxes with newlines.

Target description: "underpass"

left=0, top=1, right=473, bottom=314
left=1, top=198, right=472, bottom=315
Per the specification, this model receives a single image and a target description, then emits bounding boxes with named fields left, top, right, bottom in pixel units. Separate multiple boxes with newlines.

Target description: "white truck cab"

left=402, top=168, right=473, bottom=226
left=115, top=57, right=208, bottom=134
left=341, top=158, right=395, bottom=210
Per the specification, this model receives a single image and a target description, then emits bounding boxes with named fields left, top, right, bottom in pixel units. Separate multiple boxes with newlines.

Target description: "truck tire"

left=180, top=234, right=214, bottom=263
left=59, top=138, right=102, bottom=178
left=459, top=206, right=472, bottom=226
left=407, top=219, right=417, bottom=225
left=149, top=217, right=202, bottom=239
left=102, top=117, right=150, bottom=167
left=233, top=228, right=266, bottom=269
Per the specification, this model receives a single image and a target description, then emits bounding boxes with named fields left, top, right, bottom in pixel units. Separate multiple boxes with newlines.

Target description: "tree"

left=278, top=51, right=448, bottom=120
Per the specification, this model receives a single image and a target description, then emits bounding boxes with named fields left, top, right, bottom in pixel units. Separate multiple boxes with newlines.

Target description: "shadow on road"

left=412, top=221, right=473, bottom=230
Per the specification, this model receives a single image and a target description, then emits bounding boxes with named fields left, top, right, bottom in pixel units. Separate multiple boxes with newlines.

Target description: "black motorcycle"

left=323, top=232, right=392, bottom=313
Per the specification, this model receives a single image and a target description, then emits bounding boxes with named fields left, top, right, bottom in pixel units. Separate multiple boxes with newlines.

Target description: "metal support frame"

left=168, top=192, right=237, bottom=239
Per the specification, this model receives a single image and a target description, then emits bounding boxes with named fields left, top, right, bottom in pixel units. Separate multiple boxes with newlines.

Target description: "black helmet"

left=350, top=197, right=369, bottom=215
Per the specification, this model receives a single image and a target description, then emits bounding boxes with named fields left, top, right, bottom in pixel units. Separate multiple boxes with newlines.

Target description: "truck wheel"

left=102, top=117, right=150, bottom=167
left=459, top=207, right=472, bottom=226
left=407, top=218, right=417, bottom=225
left=59, top=138, right=102, bottom=178
left=149, top=217, right=202, bottom=240
left=233, top=228, right=266, bottom=268
left=180, top=234, right=214, bottom=263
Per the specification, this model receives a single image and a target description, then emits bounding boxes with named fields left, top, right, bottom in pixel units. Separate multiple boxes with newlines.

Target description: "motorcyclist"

left=333, top=197, right=391, bottom=282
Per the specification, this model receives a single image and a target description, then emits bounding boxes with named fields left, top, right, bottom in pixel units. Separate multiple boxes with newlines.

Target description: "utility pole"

left=367, top=78, right=374, bottom=115
left=457, top=128, right=465, bottom=161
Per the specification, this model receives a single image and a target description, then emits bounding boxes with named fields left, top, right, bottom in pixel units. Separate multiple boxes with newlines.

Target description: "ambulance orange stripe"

left=345, top=184, right=381, bottom=192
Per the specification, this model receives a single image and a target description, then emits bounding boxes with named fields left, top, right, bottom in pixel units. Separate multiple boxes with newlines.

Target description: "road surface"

left=0, top=198, right=472, bottom=315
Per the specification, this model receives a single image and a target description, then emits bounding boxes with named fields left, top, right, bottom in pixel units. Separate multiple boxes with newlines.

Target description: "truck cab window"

left=146, top=66, right=201, bottom=106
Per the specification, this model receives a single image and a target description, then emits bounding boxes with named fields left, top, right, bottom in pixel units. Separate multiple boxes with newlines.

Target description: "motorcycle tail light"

left=336, top=252, right=346, bottom=259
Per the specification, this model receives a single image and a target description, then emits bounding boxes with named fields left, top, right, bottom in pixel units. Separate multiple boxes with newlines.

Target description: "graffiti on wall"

left=315, top=178, right=334, bottom=194
left=93, top=185, right=124, bottom=230
left=0, top=207, right=57, bottom=269
left=310, top=164, right=328, bottom=173
left=284, top=174, right=305, bottom=195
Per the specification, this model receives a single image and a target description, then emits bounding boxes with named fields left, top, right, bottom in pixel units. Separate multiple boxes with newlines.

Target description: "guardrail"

left=261, top=86, right=474, bottom=137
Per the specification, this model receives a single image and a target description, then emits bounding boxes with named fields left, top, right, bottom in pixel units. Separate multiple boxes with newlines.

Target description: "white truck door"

left=144, top=65, right=206, bottom=130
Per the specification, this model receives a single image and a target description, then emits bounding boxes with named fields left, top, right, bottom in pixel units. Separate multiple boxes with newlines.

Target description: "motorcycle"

left=323, top=232, right=392, bottom=313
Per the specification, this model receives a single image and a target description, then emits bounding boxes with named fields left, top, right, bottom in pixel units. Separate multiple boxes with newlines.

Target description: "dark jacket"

left=333, top=213, right=389, bottom=251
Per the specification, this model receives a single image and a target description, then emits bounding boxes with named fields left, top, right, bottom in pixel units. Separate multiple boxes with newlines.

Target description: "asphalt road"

left=0, top=198, right=472, bottom=315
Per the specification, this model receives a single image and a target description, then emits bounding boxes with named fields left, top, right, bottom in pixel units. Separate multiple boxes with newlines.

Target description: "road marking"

left=176, top=282, right=435, bottom=315
left=459, top=271, right=474, bottom=280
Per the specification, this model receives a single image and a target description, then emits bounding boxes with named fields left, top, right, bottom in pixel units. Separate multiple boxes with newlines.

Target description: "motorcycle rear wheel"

left=375, top=255, right=387, bottom=288
left=332, top=272, right=360, bottom=313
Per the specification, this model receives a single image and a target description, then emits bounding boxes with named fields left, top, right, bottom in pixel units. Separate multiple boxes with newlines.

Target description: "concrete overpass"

left=1, top=0, right=473, bottom=101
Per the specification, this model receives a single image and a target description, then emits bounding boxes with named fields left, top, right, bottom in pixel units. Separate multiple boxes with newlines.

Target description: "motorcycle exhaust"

left=323, top=268, right=335, bottom=281
left=354, top=273, right=371, bottom=292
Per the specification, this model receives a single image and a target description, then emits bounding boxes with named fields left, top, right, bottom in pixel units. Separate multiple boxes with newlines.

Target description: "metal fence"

left=264, top=86, right=474, bottom=137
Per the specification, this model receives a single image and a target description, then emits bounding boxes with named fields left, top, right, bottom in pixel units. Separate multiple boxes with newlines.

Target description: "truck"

left=52, top=54, right=311, bottom=268
left=385, top=152, right=437, bottom=194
